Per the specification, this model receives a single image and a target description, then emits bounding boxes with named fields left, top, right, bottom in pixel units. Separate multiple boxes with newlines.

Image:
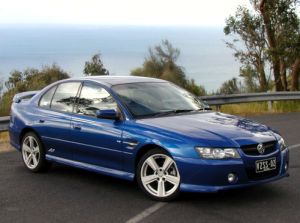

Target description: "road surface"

left=0, top=112, right=299, bottom=223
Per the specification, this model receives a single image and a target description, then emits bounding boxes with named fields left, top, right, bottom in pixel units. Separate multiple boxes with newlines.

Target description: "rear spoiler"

left=13, top=91, right=39, bottom=103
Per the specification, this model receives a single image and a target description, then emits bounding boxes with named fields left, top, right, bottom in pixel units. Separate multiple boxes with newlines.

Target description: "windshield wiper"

left=152, top=109, right=195, bottom=117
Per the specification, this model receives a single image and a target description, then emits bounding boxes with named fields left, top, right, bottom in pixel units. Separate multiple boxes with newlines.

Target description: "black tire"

left=21, top=132, right=51, bottom=172
left=137, top=148, right=181, bottom=201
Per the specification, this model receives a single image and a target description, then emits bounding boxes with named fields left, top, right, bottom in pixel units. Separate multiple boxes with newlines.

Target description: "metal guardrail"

left=200, top=91, right=300, bottom=106
left=0, top=116, right=10, bottom=132
left=0, top=91, right=299, bottom=132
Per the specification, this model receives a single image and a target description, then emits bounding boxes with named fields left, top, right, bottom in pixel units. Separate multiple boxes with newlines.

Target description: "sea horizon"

left=0, top=24, right=240, bottom=92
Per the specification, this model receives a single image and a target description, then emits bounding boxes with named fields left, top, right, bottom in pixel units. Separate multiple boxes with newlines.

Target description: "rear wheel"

left=137, top=149, right=181, bottom=201
left=21, top=132, right=51, bottom=172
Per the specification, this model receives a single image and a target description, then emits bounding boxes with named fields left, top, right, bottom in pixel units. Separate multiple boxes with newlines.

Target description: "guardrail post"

left=267, top=100, right=273, bottom=112
left=0, top=116, right=10, bottom=132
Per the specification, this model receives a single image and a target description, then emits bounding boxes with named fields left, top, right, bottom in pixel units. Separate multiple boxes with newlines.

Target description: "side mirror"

left=96, top=109, right=120, bottom=120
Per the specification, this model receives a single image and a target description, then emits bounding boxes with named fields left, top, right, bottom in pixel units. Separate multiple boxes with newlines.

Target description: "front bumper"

left=174, top=148, right=289, bottom=193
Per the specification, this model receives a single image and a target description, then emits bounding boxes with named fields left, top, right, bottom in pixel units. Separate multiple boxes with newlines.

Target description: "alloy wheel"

left=22, top=136, right=40, bottom=169
left=140, top=154, right=180, bottom=198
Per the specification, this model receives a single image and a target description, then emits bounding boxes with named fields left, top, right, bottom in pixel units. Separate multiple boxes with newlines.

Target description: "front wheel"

left=137, top=149, right=181, bottom=201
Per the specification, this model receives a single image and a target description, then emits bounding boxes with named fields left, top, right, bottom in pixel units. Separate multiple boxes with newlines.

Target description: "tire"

left=137, top=148, right=181, bottom=201
left=21, top=132, right=51, bottom=172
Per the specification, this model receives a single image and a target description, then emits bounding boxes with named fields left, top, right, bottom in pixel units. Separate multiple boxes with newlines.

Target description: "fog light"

left=228, top=173, right=237, bottom=183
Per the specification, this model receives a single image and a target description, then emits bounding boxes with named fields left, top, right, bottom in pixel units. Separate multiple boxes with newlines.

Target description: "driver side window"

left=75, top=82, right=117, bottom=117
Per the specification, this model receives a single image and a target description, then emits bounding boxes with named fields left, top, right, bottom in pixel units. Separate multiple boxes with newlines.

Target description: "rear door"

left=36, top=81, right=81, bottom=159
left=69, top=81, right=124, bottom=170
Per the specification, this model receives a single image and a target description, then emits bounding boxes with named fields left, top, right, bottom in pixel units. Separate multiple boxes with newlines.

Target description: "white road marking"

left=289, top=143, right=300, bottom=150
left=125, top=202, right=167, bottom=223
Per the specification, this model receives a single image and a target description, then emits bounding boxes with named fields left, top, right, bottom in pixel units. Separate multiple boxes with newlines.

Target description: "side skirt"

left=45, top=154, right=134, bottom=181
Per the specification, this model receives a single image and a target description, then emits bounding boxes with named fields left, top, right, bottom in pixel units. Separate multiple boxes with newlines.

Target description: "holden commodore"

left=9, top=76, right=289, bottom=201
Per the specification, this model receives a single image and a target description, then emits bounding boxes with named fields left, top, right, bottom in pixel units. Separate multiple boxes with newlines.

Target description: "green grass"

left=216, top=100, right=300, bottom=116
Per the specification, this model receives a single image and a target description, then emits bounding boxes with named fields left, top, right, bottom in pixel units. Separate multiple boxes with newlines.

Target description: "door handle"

left=39, top=119, right=45, bottom=123
left=72, top=124, right=81, bottom=130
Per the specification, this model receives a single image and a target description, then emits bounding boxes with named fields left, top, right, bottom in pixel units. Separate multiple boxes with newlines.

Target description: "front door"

left=70, top=81, right=124, bottom=170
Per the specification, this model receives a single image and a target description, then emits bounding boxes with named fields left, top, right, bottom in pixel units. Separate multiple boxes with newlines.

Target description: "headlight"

left=195, top=147, right=240, bottom=159
left=279, top=138, right=287, bottom=151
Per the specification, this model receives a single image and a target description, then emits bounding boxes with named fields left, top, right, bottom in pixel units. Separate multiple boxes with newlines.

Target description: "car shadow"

left=47, top=163, right=142, bottom=195
left=178, top=183, right=286, bottom=205
left=50, top=163, right=285, bottom=204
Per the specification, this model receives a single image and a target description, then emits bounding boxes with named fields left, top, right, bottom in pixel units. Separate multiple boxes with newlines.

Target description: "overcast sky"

left=0, top=0, right=251, bottom=26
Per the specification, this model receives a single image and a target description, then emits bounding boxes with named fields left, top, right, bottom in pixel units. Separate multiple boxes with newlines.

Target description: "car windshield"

left=112, top=82, right=207, bottom=118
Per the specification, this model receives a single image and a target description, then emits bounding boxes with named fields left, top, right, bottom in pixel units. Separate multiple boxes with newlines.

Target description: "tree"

left=0, top=64, right=70, bottom=116
left=291, top=57, right=300, bottom=90
left=0, top=79, right=3, bottom=96
left=84, top=54, right=109, bottom=76
left=131, top=40, right=206, bottom=96
left=225, top=0, right=300, bottom=91
left=239, top=65, right=261, bottom=92
left=290, top=34, right=300, bottom=90
left=217, top=66, right=272, bottom=94
left=5, top=70, right=23, bottom=90
left=224, top=7, right=269, bottom=92
left=253, top=0, right=299, bottom=91
left=218, top=78, right=242, bottom=95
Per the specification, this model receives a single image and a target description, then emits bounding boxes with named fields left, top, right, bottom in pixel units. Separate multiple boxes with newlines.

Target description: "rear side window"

left=39, top=86, right=57, bottom=108
left=51, top=82, right=81, bottom=113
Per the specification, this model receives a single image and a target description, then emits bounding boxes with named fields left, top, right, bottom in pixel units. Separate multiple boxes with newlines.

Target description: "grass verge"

left=0, top=131, right=13, bottom=153
left=217, top=101, right=300, bottom=116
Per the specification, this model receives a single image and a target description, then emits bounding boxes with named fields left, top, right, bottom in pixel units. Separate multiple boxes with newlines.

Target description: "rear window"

left=39, top=86, right=57, bottom=108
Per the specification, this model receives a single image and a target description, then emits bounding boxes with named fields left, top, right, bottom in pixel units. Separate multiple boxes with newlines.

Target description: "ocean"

left=0, top=25, right=240, bottom=92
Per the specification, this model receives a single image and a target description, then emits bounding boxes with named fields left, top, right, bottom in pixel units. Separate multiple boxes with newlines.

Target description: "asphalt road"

left=0, top=112, right=299, bottom=223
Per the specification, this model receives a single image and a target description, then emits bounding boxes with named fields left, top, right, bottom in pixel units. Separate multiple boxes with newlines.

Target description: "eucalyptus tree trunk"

left=257, top=60, right=268, bottom=91
left=280, top=59, right=288, bottom=91
left=291, top=58, right=300, bottom=91
left=259, top=0, right=284, bottom=91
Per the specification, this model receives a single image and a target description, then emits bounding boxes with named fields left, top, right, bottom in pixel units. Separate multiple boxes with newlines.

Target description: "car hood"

left=136, top=112, right=276, bottom=147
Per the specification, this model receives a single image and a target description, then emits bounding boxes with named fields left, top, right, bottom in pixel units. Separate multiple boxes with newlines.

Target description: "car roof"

left=69, top=76, right=166, bottom=86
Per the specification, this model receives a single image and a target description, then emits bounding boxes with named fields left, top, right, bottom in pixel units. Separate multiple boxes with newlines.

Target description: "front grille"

left=246, top=161, right=281, bottom=181
left=241, top=141, right=277, bottom=156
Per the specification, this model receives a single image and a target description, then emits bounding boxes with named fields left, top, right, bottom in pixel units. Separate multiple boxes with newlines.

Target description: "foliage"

left=225, top=0, right=300, bottom=91
left=131, top=40, right=206, bottom=96
left=0, top=79, right=3, bottom=96
left=84, top=54, right=109, bottom=76
left=239, top=66, right=260, bottom=92
left=224, top=6, right=269, bottom=92
left=217, top=66, right=273, bottom=94
left=218, top=78, right=243, bottom=95
left=0, top=64, right=70, bottom=116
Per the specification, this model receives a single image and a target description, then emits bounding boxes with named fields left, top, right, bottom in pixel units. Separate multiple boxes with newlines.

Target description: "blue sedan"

left=9, top=76, right=289, bottom=201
